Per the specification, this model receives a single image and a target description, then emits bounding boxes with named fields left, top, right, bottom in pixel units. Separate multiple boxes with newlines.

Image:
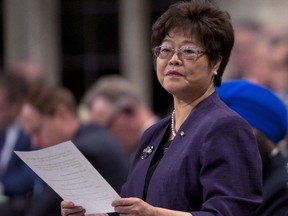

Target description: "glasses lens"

left=181, top=47, right=198, bottom=60
left=157, top=46, right=173, bottom=58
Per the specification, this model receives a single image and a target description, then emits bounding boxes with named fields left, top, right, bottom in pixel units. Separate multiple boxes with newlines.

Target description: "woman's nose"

left=169, top=52, right=182, bottom=65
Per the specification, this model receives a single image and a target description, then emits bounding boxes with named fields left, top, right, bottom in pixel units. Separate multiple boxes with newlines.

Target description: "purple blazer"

left=117, top=93, right=262, bottom=216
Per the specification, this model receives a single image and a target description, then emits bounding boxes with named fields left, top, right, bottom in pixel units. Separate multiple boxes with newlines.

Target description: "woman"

left=61, top=1, right=262, bottom=215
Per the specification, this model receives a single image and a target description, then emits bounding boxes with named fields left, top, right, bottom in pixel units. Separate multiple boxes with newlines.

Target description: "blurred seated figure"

left=80, top=75, right=158, bottom=157
left=0, top=73, right=37, bottom=216
left=19, top=82, right=130, bottom=216
left=216, top=79, right=288, bottom=216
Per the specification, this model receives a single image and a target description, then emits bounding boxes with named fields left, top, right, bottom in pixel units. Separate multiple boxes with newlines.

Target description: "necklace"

left=171, top=109, right=176, bottom=137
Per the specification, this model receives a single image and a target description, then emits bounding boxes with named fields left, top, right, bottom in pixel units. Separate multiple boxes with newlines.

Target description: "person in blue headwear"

left=216, top=79, right=288, bottom=216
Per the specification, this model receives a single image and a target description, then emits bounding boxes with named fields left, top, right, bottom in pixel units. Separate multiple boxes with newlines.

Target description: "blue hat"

left=216, top=79, right=288, bottom=143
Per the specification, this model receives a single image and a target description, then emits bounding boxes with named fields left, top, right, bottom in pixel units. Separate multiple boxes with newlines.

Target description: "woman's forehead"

left=163, top=28, right=201, bottom=44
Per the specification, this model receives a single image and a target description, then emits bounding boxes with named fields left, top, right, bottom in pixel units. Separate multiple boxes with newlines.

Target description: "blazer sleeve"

left=192, top=116, right=262, bottom=216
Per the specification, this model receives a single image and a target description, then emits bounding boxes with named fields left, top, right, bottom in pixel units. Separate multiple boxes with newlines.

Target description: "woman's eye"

left=161, top=47, right=172, bottom=53
left=182, top=48, right=197, bottom=54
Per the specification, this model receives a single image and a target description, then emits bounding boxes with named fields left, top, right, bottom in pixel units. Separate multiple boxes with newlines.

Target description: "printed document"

left=14, top=141, right=120, bottom=214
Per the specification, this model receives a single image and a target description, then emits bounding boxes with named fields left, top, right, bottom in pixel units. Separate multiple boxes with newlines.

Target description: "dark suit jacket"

left=25, top=124, right=130, bottom=216
left=255, top=153, right=288, bottom=216
left=1, top=129, right=36, bottom=196
left=118, top=93, right=262, bottom=216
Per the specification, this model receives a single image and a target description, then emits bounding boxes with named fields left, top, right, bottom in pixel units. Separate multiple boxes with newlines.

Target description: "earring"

left=214, top=71, right=218, bottom=75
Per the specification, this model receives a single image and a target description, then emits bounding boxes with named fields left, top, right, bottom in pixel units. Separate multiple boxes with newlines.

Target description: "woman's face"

left=155, top=30, right=217, bottom=101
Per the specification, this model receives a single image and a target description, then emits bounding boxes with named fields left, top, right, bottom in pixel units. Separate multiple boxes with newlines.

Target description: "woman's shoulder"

left=194, top=93, right=252, bottom=130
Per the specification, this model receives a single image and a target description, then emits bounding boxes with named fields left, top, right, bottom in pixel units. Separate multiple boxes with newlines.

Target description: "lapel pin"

left=141, top=145, right=154, bottom=159
left=180, top=131, right=185, bottom=137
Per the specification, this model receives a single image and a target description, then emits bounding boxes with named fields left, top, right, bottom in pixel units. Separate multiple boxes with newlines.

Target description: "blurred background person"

left=80, top=75, right=158, bottom=158
left=223, top=20, right=260, bottom=80
left=225, top=20, right=288, bottom=106
left=265, top=34, right=288, bottom=108
left=0, top=72, right=37, bottom=216
left=19, top=82, right=130, bottom=216
left=224, top=20, right=271, bottom=84
left=216, top=79, right=288, bottom=216
left=9, top=60, right=45, bottom=84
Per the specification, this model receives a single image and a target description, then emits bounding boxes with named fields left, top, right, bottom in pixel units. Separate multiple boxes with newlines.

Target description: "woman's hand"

left=61, top=200, right=86, bottom=216
left=112, top=197, right=156, bottom=216
left=61, top=198, right=191, bottom=216
left=112, top=198, right=192, bottom=216
left=61, top=200, right=108, bottom=216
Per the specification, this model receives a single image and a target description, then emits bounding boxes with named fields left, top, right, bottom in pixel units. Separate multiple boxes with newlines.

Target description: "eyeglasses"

left=153, top=45, right=206, bottom=61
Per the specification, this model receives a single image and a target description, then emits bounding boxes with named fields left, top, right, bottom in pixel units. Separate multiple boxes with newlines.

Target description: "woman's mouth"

left=166, top=70, right=183, bottom=77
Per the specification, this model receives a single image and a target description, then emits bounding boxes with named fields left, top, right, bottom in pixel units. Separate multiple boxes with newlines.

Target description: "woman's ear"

left=213, top=56, right=222, bottom=71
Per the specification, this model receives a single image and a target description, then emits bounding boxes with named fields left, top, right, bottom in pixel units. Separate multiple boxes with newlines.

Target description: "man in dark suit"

left=0, top=73, right=37, bottom=216
left=19, top=82, right=130, bottom=216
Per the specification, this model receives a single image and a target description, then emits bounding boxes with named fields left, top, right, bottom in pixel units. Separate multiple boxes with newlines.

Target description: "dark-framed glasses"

left=153, top=45, right=206, bottom=61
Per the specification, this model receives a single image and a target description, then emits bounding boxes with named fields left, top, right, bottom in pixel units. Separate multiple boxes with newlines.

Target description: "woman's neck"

left=173, top=85, right=215, bottom=133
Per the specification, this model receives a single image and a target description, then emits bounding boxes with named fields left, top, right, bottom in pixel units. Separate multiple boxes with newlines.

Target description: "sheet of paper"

left=14, top=140, right=120, bottom=214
